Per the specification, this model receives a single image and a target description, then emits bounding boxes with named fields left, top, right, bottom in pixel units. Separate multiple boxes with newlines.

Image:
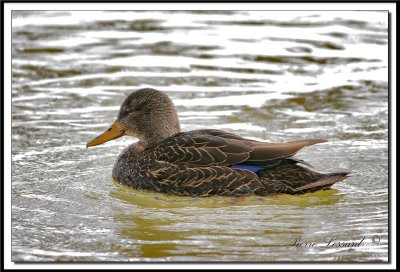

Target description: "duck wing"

left=153, top=129, right=326, bottom=168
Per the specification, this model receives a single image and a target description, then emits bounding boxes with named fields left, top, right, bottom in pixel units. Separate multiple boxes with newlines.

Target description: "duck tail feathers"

left=293, top=172, right=350, bottom=194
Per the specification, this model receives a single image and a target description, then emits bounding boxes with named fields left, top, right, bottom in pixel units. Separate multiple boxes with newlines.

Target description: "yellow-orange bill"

left=86, top=121, right=125, bottom=148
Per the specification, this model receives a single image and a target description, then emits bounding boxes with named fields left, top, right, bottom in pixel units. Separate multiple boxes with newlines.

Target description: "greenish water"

left=11, top=10, right=388, bottom=262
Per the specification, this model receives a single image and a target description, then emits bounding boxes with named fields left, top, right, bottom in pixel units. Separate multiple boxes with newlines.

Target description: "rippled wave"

left=12, top=10, right=388, bottom=262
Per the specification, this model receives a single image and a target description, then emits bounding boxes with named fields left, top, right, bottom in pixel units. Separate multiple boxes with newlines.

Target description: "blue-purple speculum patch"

left=230, top=164, right=263, bottom=173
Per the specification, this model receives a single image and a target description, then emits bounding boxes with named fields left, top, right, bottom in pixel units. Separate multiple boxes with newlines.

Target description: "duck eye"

left=118, top=105, right=132, bottom=120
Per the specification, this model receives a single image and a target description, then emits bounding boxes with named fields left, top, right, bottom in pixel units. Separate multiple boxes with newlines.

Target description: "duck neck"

left=139, top=124, right=181, bottom=148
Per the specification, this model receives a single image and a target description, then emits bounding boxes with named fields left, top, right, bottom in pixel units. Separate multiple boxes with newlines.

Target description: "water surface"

left=11, top=10, right=388, bottom=262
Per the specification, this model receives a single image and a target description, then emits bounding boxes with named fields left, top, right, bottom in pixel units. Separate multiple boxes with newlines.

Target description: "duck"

left=86, top=88, right=349, bottom=196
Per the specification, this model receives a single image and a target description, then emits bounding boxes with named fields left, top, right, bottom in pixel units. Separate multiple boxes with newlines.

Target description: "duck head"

left=86, top=88, right=181, bottom=148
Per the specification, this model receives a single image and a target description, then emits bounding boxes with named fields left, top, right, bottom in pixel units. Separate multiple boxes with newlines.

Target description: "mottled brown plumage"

left=87, top=88, right=349, bottom=196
